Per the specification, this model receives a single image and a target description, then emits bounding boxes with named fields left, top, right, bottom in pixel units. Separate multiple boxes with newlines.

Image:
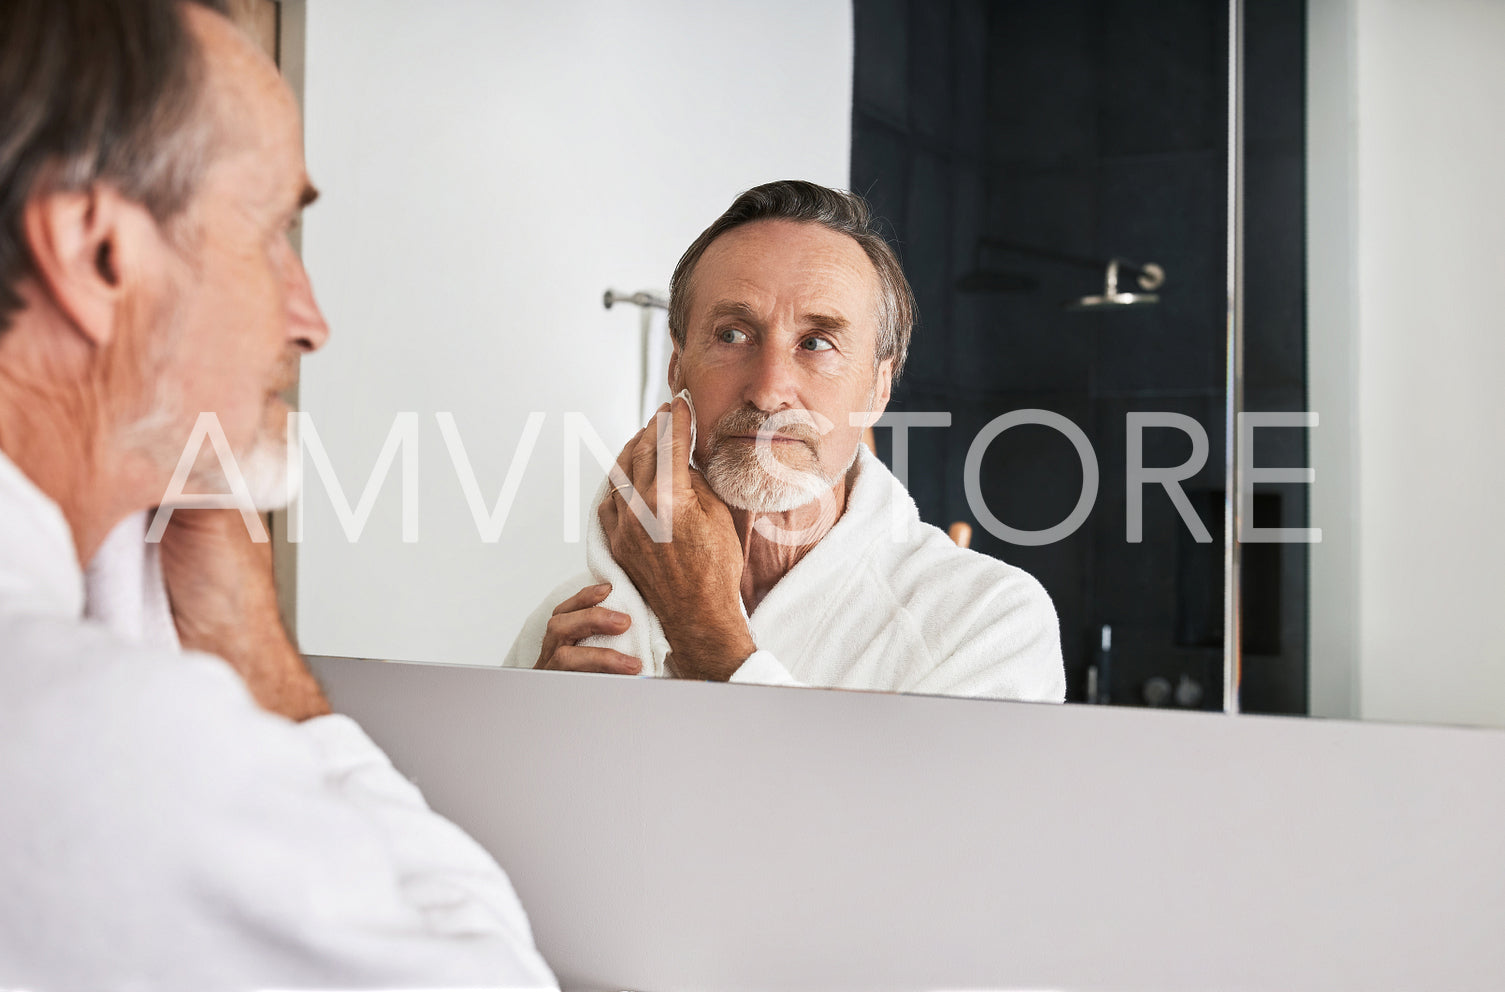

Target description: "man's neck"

left=0, top=334, right=152, bottom=566
left=729, top=462, right=858, bottom=614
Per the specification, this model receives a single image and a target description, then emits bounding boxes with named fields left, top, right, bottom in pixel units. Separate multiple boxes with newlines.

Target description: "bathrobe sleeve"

left=1, top=615, right=557, bottom=989
left=729, top=649, right=804, bottom=687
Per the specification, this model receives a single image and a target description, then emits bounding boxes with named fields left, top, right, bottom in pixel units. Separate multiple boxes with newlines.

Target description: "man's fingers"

left=536, top=599, right=631, bottom=669
left=545, top=604, right=630, bottom=644
left=597, top=487, right=619, bottom=532
left=669, top=394, right=693, bottom=492
left=629, top=403, right=668, bottom=492
left=608, top=427, right=646, bottom=493
left=545, top=646, right=643, bottom=675
left=550, top=582, right=612, bottom=617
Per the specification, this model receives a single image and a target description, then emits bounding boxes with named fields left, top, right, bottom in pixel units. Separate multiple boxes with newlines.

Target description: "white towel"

left=639, top=305, right=674, bottom=425
left=580, top=388, right=701, bottom=676
left=84, top=510, right=181, bottom=651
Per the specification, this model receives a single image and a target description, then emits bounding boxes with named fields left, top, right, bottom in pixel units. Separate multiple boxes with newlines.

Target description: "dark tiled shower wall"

left=852, top=0, right=1308, bottom=713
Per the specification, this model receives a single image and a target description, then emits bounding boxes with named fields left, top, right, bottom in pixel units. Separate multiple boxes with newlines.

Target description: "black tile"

left=1094, top=151, right=1226, bottom=394
left=853, top=0, right=910, bottom=128
left=952, top=292, right=1096, bottom=394
left=851, top=119, right=911, bottom=248
left=1097, top=0, right=1226, bottom=158
left=903, top=150, right=955, bottom=376
left=1091, top=393, right=1223, bottom=634
left=949, top=163, right=986, bottom=270
left=985, top=0, right=1097, bottom=168
left=1241, top=385, right=1309, bottom=477
left=952, top=0, right=989, bottom=158
left=985, top=166, right=1098, bottom=256
left=1245, top=152, right=1306, bottom=389
left=1245, top=0, right=1306, bottom=155
left=909, top=0, right=953, bottom=143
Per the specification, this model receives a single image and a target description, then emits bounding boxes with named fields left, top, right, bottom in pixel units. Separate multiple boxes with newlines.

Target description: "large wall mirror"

left=278, top=0, right=1505, bottom=730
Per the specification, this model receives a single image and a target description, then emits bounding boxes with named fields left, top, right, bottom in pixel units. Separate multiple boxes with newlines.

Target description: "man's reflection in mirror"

left=504, top=181, right=1064, bottom=701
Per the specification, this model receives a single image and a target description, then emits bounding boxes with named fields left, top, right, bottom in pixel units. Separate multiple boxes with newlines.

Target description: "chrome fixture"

left=1067, top=258, right=1165, bottom=310
left=603, top=289, right=668, bottom=311
left=956, top=238, right=1166, bottom=311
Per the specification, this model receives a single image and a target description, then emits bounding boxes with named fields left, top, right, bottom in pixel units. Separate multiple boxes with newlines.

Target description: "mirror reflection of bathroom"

left=851, top=0, right=1308, bottom=714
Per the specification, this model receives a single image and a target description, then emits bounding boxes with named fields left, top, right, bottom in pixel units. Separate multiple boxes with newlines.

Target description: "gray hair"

left=0, top=0, right=231, bottom=332
left=668, top=180, right=916, bottom=380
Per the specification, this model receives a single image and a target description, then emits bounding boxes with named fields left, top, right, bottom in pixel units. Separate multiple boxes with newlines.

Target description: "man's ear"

left=667, top=339, right=683, bottom=392
left=872, top=357, right=895, bottom=414
left=22, top=185, right=139, bottom=347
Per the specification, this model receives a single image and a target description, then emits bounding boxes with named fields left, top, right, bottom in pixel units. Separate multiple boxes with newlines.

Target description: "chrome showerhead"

left=1066, top=258, right=1164, bottom=311
left=1069, top=292, right=1159, bottom=310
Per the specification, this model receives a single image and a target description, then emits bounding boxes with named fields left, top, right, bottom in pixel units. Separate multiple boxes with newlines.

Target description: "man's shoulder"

left=0, top=610, right=312, bottom=791
left=2, top=610, right=237, bottom=709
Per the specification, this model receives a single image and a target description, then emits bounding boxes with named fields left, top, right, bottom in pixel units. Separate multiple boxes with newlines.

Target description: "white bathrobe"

left=0, top=451, right=556, bottom=991
left=505, top=446, right=1067, bottom=702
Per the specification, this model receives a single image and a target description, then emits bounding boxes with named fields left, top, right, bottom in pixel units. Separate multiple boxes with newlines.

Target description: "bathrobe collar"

left=747, top=444, right=912, bottom=622
left=0, top=447, right=85, bottom=622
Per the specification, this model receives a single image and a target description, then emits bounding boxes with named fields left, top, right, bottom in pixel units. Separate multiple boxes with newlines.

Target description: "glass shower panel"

left=850, top=0, right=1307, bottom=714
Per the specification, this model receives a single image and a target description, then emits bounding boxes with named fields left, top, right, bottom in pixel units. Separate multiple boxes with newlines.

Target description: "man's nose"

left=744, top=343, right=800, bottom=411
left=285, top=254, right=330, bottom=353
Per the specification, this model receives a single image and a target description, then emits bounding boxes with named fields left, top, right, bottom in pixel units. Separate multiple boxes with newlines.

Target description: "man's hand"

left=597, top=397, right=756, bottom=680
left=157, top=508, right=330, bottom=722
left=533, top=583, right=642, bottom=674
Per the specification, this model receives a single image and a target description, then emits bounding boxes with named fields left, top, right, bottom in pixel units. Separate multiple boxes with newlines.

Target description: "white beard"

left=237, top=425, right=302, bottom=512
left=698, top=391, right=875, bottom=514
left=172, top=413, right=301, bottom=512
left=706, top=462, right=827, bottom=513
left=704, top=439, right=857, bottom=513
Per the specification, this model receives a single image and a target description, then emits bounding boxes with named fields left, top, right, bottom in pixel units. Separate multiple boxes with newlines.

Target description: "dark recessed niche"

left=1175, top=490, right=1282, bottom=657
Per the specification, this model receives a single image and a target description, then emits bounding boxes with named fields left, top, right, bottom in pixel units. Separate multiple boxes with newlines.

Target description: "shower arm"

left=977, top=238, right=1165, bottom=291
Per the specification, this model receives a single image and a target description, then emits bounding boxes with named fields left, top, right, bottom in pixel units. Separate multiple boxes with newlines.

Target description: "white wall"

left=293, top=0, right=853, bottom=665
left=1309, top=0, right=1505, bottom=726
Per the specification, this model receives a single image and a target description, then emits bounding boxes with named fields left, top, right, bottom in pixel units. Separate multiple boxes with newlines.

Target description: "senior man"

left=0, top=1, right=553, bottom=987
left=505, top=181, right=1066, bottom=701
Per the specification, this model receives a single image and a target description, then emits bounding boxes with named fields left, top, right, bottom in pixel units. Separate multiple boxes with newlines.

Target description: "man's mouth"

left=721, top=433, right=821, bottom=463
left=732, top=432, right=818, bottom=452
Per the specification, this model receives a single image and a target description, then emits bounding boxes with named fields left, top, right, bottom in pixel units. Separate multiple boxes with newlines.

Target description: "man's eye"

left=718, top=328, right=748, bottom=344
left=801, top=337, right=834, bottom=352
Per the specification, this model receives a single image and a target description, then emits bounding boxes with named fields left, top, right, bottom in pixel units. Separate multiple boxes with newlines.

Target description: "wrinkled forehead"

left=184, top=4, right=307, bottom=201
left=187, top=4, right=302, bottom=155
left=688, top=219, right=885, bottom=329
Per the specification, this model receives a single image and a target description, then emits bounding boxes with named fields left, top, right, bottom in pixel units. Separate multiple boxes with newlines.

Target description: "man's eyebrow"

left=298, top=183, right=320, bottom=210
left=705, top=300, right=760, bottom=325
left=703, top=302, right=851, bottom=334
left=803, top=312, right=850, bottom=333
